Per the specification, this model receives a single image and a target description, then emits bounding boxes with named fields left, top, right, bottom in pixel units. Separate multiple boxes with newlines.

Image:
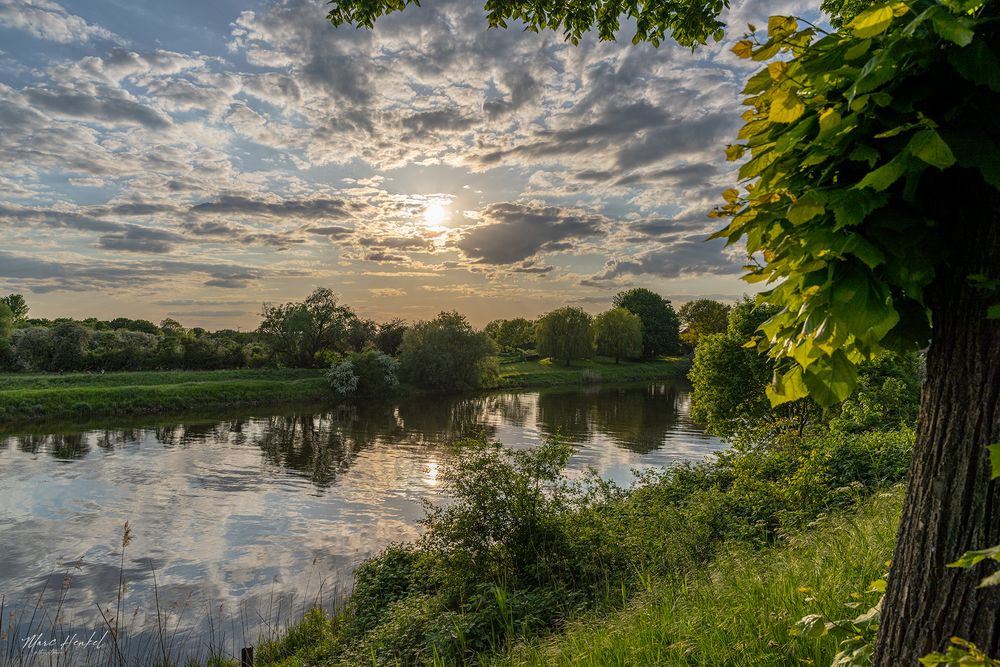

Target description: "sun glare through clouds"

left=423, top=202, right=450, bottom=228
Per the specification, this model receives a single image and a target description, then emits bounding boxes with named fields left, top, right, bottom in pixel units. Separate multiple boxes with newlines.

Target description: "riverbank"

left=494, top=355, right=690, bottom=389
left=0, top=357, right=690, bottom=423
left=237, top=421, right=910, bottom=666
left=498, top=487, right=901, bottom=666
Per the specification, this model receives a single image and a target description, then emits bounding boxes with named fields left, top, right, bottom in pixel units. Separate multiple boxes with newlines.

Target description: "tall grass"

left=497, top=487, right=901, bottom=666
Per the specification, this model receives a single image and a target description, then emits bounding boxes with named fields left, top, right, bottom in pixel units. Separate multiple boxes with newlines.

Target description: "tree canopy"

left=536, top=307, right=594, bottom=365
left=0, top=294, right=28, bottom=322
left=612, top=288, right=680, bottom=357
left=398, top=311, right=498, bottom=390
left=257, top=288, right=356, bottom=368
left=678, top=298, right=730, bottom=347
left=593, top=307, right=643, bottom=363
left=326, top=0, right=731, bottom=47
left=714, top=1, right=1000, bottom=407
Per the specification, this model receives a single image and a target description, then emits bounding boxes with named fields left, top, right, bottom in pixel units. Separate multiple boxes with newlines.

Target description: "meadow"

left=0, top=357, right=690, bottom=422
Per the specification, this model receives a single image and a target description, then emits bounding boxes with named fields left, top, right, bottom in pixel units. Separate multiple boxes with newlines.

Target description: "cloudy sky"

left=0, top=0, right=816, bottom=328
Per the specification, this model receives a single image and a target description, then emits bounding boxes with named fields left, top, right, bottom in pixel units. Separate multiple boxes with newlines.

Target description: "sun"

left=423, top=202, right=449, bottom=227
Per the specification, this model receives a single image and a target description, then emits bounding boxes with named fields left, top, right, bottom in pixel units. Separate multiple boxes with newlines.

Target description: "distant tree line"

left=0, top=288, right=737, bottom=392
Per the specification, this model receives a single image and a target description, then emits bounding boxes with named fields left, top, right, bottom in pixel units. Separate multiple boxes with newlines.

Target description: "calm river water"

left=0, top=381, right=722, bottom=663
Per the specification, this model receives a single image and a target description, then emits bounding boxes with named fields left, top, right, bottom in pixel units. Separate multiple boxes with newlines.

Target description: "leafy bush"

left=326, top=350, right=400, bottom=397
left=398, top=311, right=497, bottom=391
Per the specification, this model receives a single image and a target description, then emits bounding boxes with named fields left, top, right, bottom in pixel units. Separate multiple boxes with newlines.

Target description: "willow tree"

left=327, top=0, right=1000, bottom=662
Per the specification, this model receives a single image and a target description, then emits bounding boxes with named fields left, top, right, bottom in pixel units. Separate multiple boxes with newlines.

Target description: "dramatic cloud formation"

left=0, top=0, right=818, bottom=327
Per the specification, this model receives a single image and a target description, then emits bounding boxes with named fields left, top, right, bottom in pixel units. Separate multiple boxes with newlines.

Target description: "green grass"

left=495, top=487, right=902, bottom=667
left=0, top=358, right=691, bottom=423
left=0, top=368, right=331, bottom=422
left=494, top=356, right=690, bottom=389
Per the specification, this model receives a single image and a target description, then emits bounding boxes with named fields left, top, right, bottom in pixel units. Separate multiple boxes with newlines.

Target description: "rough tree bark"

left=874, top=176, right=1000, bottom=664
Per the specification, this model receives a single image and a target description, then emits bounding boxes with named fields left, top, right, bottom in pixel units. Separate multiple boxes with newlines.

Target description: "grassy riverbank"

left=234, top=419, right=909, bottom=667
left=0, top=357, right=689, bottom=423
left=498, top=487, right=901, bottom=666
left=0, top=368, right=331, bottom=422
left=494, top=356, right=689, bottom=389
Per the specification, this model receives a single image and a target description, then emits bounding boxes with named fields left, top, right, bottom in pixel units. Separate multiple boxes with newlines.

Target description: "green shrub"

left=399, top=311, right=497, bottom=391
left=326, top=349, right=400, bottom=397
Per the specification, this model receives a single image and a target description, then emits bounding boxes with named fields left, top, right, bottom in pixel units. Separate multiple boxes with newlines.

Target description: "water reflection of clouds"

left=0, top=382, right=723, bottom=653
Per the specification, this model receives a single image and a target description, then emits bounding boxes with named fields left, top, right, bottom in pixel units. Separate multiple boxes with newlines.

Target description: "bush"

left=398, top=311, right=497, bottom=391
left=326, top=349, right=400, bottom=397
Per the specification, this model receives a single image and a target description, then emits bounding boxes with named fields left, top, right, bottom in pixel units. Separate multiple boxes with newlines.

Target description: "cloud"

left=97, top=225, right=183, bottom=253
left=0, top=250, right=288, bottom=293
left=587, top=237, right=743, bottom=282
left=189, top=195, right=354, bottom=219
left=456, top=202, right=606, bottom=265
left=0, top=0, right=117, bottom=44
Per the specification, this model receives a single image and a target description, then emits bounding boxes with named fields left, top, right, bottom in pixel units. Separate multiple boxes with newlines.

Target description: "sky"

left=0, top=0, right=817, bottom=329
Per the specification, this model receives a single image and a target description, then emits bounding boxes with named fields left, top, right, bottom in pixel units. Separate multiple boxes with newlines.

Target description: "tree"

left=375, top=318, right=408, bottom=356
left=398, top=311, right=498, bottom=390
left=678, top=298, right=730, bottom=347
left=326, top=0, right=728, bottom=47
left=593, top=308, right=642, bottom=363
left=0, top=303, right=13, bottom=368
left=345, top=317, right=378, bottom=352
left=257, top=288, right=355, bottom=368
left=535, top=307, right=593, bottom=366
left=689, top=298, right=786, bottom=439
left=0, top=294, right=28, bottom=322
left=328, top=0, right=1000, bottom=660
left=712, top=5, right=1000, bottom=662
left=612, top=288, right=681, bottom=357
left=495, top=318, right=536, bottom=354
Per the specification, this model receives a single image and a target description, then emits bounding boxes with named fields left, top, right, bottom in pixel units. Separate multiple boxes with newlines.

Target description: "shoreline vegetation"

left=0, top=356, right=690, bottom=424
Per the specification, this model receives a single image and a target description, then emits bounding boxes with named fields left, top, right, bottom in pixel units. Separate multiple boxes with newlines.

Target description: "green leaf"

left=979, top=570, right=1000, bottom=588
left=788, top=192, right=826, bottom=225
left=841, top=234, right=886, bottom=268
left=818, top=108, right=842, bottom=138
left=791, top=613, right=829, bottom=638
left=948, top=39, right=1000, bottom=93
left=856, top=154, right=909, bottom=192
left=739, top=149, right=780, bottom=179
left=908, top=129, right=956, bottom=169
left=803, top=350, right=858, bottom=406
left=837, top=195, right=881, bottom=239
left=988, top=304, right=1000, bottom=319
left=941, top=129, right=1000, bottom=190
left=948, top=544, right=1000, bottom=569
left=829, top=264, right=899, bottom=344
left=769, top=89, right=805, bottom=123
left=988, top=443, right=1000, bottom=479
left=931, top=12, right=975, bottom=46
left=767, top=365, right=809, bottom=406
left=743, top=68, right=774, bottom=94
left=848, top=5, right=895, bottom=38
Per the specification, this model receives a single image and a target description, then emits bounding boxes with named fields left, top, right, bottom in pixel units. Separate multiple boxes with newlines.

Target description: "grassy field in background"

left=0, top=357, right=690, bottom=423
left=0, top=368, right=331, bottom=422
left=495, top=487, right=901, bottom=667
left=494, top=356, right=690, bottom=388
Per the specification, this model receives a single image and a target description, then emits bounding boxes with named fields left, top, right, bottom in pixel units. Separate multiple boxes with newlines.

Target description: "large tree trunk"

left=874, top=182, right=1000, bottom=663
